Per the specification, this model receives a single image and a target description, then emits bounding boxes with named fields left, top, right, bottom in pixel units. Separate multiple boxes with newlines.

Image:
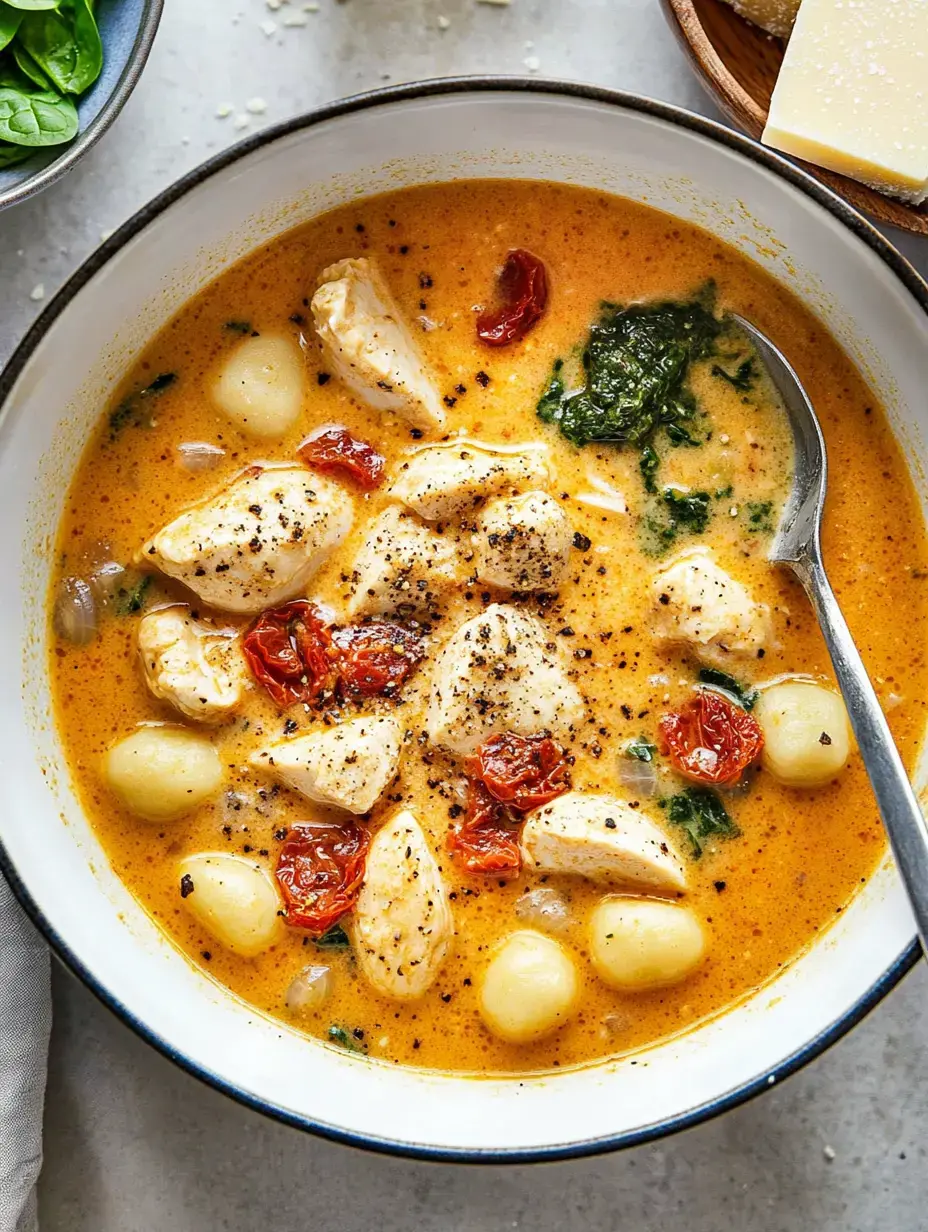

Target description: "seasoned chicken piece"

left=351, top=809, right=454, bottom=1000
left=651, top=546, right=771, bottom=669
left=311, top=258, right=444, bottom=433
left=390, top=443, right=550, bottom=522
left=140, top=465, right=353, bottom=615
left=426, top=603, right=584, bottom=756
left=346, top=506, right=459, bottom=619
left=137, top=605, right=247, bottom=722
left=522, top=792, right=687, bottom=893
left=249, top=716, right=402, bottom=815
left=475, top=491, right=572, bottom=591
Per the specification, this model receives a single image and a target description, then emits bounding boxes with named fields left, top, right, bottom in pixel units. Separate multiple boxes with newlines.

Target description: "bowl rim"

left=0, top=0, right=165, bottom=212
left=1, top=75, right=925, bottom=1163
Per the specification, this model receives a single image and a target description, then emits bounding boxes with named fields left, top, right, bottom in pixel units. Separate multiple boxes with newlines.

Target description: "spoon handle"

left=792, top=550, right=928, bottom=950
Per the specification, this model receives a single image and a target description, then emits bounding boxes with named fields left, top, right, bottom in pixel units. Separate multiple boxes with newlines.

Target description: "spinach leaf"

left=19, top=0, right=102, bottom=96
left=113, top=575, right=151, bottom=616
left=663, top=787, right=739, bottom=858
left=0, top=81, right=78, bottom=145
left=328, top=1024, right=366, bottom=1053
left=108, top=371, right=177, bottom=438
left=625, top=738, right=656, bottom=762
left=639, top=444, right=659, bottom=494
left=697, top=667, right=759, bottom=711
left=0, top=139, right=31, bottom=167
left=0, top=8, right=23, bottom=52
left=712, top=356, right=757, bottom=392
left=13, top=42, right=52, bottom=89
left=662, top=487, right=711, bottom=534
left=2, top=1, right=61, bottom=10
left=536, top=295, right=721, bottom=449
left=745, top=500, right=774, bottom=533
left=224, top=319, right=252, bottom=334
left=313, top=924, right=351, bottom=949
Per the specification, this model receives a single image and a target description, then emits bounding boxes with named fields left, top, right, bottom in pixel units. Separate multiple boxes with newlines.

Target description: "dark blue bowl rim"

left=0, top=76, right=924, bottom=1164
left=0, top=0, right=164, bottom=211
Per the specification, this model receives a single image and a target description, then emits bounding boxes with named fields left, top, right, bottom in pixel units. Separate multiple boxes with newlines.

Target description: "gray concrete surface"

left=1, top=0, right=927, bottom=1228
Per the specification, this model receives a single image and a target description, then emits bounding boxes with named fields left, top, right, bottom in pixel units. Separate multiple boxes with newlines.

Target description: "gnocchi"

left=212, top=334, right=305, bottom=438
left=589, top=898, right=706, bottom=991
left=478, top=930, right=578, bottom=1044
left=178, top=853, right=283, bottom=957
left=103, top=726, right=223, bottom=821
left=754, top=679, right=852, bottom=787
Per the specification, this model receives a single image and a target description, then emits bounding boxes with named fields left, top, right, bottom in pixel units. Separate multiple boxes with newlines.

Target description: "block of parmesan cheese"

left=722, top=0, right=800, bottom=39
left=762, top=0, right=928, bottom=204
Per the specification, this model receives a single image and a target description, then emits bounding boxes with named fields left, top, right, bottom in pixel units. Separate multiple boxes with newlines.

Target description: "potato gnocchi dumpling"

left=478, top=930, right=579, bottom=1044
left=754, top=679, right=852, bottom=787
left=212, top=334, right=305, bottom=438
left=589, top=898, right=706, bottom=991
left=103, top=726, right=223, bottom=821
left=178, top=853, right=283, bottom=957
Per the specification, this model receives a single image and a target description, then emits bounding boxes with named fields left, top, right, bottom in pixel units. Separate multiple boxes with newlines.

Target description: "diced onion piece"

left=89, top=560, right=126, bottom=598
left=54, top=576, right=97, bottom=645
left=514, top=887, right=572, bottom=933
left=617, top=755, right=658, bottom=797
left=285, top=964, right=334, bottom=1014
left=176, top=441, right=226, bottom=472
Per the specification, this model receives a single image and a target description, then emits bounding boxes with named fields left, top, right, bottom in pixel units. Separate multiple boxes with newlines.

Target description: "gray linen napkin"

left=0, top=874, right=50, bottom=1232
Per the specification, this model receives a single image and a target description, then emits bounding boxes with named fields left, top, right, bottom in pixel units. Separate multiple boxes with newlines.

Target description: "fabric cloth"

left=0, top=874, right=50, bottom=1232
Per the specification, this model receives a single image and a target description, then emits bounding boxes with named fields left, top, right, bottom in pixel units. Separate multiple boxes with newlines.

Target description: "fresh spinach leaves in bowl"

left=0, top=0, right=103, bottom=169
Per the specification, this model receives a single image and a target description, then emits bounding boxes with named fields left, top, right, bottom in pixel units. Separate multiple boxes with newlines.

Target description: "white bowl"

left=1, top=80, right=926, bottom=1161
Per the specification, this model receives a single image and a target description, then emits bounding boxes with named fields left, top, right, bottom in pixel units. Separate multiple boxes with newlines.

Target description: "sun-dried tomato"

left=332, top=621, right=424, bottom=698
left=449, top=781, right=523, bottom=879
left=659, top=690, right=764, bottom=785
left=476, top=249, right=548, bottom=347
left=466, top=732, right=570, bottom=811
left=298, top=426, right=385, bottom=491
left=242, top=601, right=335, bottom=707
left=276, top=820, right=370, bottom=935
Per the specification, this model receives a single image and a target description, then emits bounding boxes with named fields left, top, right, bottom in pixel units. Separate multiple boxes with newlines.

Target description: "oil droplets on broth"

left=49, top=181, right=928, bottom=1074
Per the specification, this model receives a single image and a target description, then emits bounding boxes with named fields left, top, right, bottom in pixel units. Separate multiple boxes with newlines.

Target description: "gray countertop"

left=2, top=2, right=927, bottom=1228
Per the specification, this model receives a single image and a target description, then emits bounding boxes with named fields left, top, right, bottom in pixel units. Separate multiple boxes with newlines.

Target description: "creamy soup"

left=49, top=181, right=928, bottom=1074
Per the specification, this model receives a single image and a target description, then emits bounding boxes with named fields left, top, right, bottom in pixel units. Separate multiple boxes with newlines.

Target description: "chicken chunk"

left=140, top=465, right=353, bottom=614
left=522, top=792, right=687, bottom=892
left=426, top=603, right=584, bottom=756
left=311, top=258, right=444, bottom=433
left=475, top=491, right=572, bottom=591
left=249, top=716, right=402, bottom=815
left=651, top=546, right=771, bottom=669
left=389, top=443, right=550, bottom=522
left=345, top=506, right=459, bottom=619
left=351, top=809, right=454, bottom=1000
left=137, top=605, right=247, bottom=722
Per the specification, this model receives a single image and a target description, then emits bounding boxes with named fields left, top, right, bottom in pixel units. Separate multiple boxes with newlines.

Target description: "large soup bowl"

left=1, top=80, right=926, bottom=1161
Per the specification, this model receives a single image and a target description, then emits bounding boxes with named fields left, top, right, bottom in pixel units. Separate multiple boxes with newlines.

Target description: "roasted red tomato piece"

left=476, top=249, right=548, bottom=347
left=467, top=732, right=570, bottom=811
left=659, top=690, right=764, bottom=785
left=276, top=820, right=370, bottom=935
left=449, top=781, right=523, bottom=879
left=243, top=600, right=335, bottom=707
left=298, top=426, right=385, bottom=491
left=332, top=621, right=424, bottom=698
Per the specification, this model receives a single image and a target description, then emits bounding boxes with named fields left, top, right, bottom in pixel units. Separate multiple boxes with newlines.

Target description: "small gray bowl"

left=0, top=0, right=163, bottom=211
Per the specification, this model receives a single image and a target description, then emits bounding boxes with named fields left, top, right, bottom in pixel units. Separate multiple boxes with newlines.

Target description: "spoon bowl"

left=735, top=313, right=928, bottom=948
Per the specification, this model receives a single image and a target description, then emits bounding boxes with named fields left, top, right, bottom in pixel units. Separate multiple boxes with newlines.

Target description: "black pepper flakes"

left=572, top=532, right=592, bottom=552
left=179, top=874, right=194, bottom=898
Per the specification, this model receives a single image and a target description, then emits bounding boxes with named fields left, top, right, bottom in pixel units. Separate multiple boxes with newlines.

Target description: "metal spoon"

left=733, top=313, right=928, bottom=949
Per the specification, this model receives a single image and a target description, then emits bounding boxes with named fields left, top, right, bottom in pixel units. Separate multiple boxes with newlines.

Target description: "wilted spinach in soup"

left=49, top=181, right=928, bottom=1073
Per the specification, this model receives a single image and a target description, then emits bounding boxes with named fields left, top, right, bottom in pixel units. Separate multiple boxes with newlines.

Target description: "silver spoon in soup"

left=734, top=313, right=928, bottom=948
